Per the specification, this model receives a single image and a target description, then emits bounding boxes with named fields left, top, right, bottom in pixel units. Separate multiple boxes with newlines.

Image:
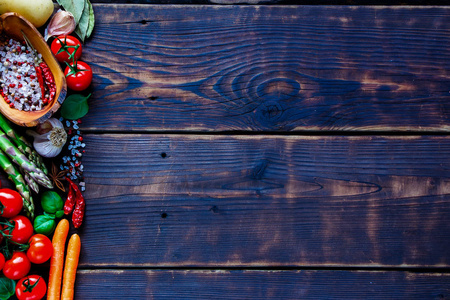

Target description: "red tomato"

left=6, top=215, right=34, bottom=244
left=64, top=60, right=93, bottom=91
left=50, top=35, right=82, bottom=63
left=3, top=252, right=31, bottom=280
left=27, top=234, right=53, bottom=264
left=0, top=253, right=5, bottom=271
left=16, top=275, right=47, bottom=300
left=0, top=188, right=23, bottom=218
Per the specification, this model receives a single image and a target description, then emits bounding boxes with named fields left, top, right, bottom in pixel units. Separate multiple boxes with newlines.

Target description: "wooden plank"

left=81, top=5, right=450, bottom=132
left=89, top=0, right=450, bottom=6
left=78, top=134, right=450, bottom=267
left=75, top=269, right=450, bottom=299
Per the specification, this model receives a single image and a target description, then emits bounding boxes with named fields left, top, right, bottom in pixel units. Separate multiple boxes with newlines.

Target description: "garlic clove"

left=36, top=120, right=53, bottom=135
left=45, top=10, right=76, bottom=41
left=28, top=118, right=67, bottom=158
left=33, top=133, right=64, bottom=158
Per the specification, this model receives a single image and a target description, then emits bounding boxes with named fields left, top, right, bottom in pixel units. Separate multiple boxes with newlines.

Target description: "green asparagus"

left=0, top=114, right=48, bottom=175
left=24, top=173, right=39, bottom=194
left=0, top=150, right=34, bottom=218
left=0, top=131, right=52, bottom=189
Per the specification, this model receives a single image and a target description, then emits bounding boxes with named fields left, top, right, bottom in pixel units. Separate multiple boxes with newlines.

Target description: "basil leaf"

left=0, top=276, right=16, bottom=299
left=57, top=0, right=86, bottom=25
left=43, top=212, right=56, bottom=219
left=74, top=0, right=90, bottom=42
left=61, top=93, right=91, bottom=120
left=55, top=210, right=65, bottom=218
left=86, top=0, right=95, bottom=39
left=41, top=191, right=64, bottom=214
left=34, top=215, right=56, bottom=236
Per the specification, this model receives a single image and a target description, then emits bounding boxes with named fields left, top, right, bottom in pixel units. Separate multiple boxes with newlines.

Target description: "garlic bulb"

left=27, top=118, right=67, bottom=158
left=44, top=10, right=76, bottom=41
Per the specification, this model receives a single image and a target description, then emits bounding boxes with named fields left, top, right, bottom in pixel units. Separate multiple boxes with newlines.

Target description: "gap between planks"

left=77, top=265, right=450, bottom=273
left=80, top=129, right=450, bottom=137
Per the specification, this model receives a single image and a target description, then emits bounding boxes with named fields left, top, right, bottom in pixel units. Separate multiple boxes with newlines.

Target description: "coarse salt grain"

left=0, top=36, right=46, bottom=111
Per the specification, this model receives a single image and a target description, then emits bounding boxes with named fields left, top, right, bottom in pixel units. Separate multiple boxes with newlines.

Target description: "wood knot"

left=256, top=101, right=284, bottom=124
left=251, top=160, right=269, bottom=180
left=263, top=103, right=282, bottom=119
left=209, top=206, right=219, bottom=213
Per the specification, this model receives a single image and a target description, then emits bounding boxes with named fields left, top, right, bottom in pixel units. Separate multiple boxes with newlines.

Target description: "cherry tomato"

left=6, top=215, right=34, bottom=244
left=16, top=275, right=47, bottom=300
left=0, top=188, right=23, bottom=218
left=50, top=35, right=82, bottom=63
left=0, top=253, right=5, bottom=271
left=3, top=252, right=31, bottom=280
left=27, top=234, right=53, bottom=264
left=64, top=61, right=92, bottom=91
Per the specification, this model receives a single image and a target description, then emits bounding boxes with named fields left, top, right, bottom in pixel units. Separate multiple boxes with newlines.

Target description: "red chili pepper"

left=39, top=62, right=56, bottom=104
left=72, top=191, right=85, bottom=229
left=63, top=183, right=75, bottom=215
left=66, top=178, right=85, bottom=228
left=34, top=66, right=45, bottom=100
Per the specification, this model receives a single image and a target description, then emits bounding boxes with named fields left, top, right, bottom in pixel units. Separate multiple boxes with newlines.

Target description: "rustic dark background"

left=7, top=1, right=450, bottom=299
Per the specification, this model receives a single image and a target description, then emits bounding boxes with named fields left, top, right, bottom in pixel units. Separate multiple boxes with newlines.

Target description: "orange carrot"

left=47, top=218, right=69, bottom=300
left=61, top=233, right=81, bottom=300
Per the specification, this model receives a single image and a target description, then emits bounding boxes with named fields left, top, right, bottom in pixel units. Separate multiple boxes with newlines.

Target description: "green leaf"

left=61, top=93, right=91, bottom=120
left=74, top=0, right=90, bottom=42
left=55, top=210, right=65, bottom=218
left=41, top=191, right=64, bottom=214
left=57, top=0, right=86, bottom=25
left=0, top=276, right=16, bottom=299
left=43, top=212, right=56, bottom=219
left=86, top=0, right=95, bottom=39
left=34, top=215, right=56, bottom=236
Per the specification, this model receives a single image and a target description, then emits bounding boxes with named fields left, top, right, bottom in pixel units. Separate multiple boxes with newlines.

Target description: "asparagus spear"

left=0, top=150, right=34, bottom=219
left=24, top=172, right=39, bottom=194
left=0, top=114, right=48, bottom=175
left=0, top=131, right=52, bottom=189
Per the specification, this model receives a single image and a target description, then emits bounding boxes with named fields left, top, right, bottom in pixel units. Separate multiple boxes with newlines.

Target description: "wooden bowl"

left=0, top=12, right=66, bottom=127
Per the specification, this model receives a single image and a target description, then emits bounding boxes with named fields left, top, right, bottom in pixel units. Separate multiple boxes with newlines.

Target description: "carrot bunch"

left=47, top=219, right=81, bottom=300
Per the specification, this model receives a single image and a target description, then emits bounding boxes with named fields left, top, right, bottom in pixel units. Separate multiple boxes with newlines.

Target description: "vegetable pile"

left=0, top=114, right=50, bottom=219
left=0, top=175, right=82, bottom=300
left=0, top=0, right=95, bottom=298
left=0, top=189, right=53, bottom=299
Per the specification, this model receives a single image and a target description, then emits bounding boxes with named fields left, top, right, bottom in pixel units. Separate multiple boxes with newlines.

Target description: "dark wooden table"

left=26, top=1, right=450, bottom=299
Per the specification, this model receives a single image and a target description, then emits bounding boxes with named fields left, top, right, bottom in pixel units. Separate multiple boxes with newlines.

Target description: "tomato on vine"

left=64, top=60, right=92, bottom=91
left=0, top=253, right=5, bottom=271
left=3, top=251, right=31, bottom=280
left=50, top=35, right=82, bottom=64
left=16, top=275, right=47, bottom=300
left=27, top=234, right=53, bottom=264
left=0, top=188, right=23, bottom=218
left=5, top=215, right=34, bottom=244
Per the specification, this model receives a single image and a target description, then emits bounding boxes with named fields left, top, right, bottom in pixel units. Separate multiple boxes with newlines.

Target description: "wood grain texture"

left=90, top=0, right=450, bottom=5
left=77, top=134, right=450, bottom=267
left=80, top=5, right=450, bottom=132
left=74, top=269, right=450, bottom=299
